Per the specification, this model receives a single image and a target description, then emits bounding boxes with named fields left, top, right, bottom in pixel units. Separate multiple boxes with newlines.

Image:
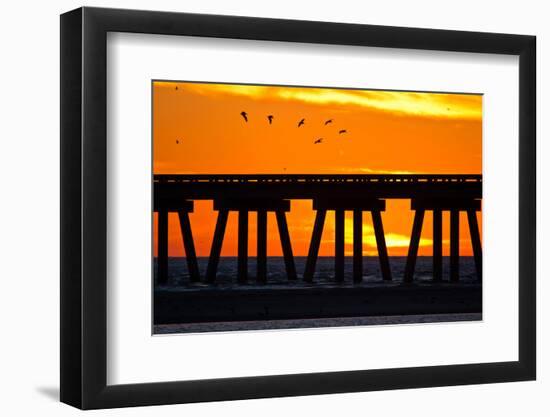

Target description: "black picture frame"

left=60, top=6, right=536, bottom=410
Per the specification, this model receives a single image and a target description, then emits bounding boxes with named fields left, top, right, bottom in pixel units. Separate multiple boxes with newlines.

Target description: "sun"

left=343, top=215, right=432, bottom=256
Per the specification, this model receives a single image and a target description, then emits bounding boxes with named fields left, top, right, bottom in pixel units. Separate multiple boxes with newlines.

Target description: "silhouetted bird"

left=176, top=139, right=180, bottom=144
left=267, top=115, right=274, bottom=124
left=240, top=111, right=248, bottom=122
left=314, top=138, right=323, bottom=144
left=324, top=119, right=333, bottom=125
left=297, top=118, right=305, bottom=127
left=175, top=86, right=178, bottom=91
left=338, top=129, right=347, bottom=134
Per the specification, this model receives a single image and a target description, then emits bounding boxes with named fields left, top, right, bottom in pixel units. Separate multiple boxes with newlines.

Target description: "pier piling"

left=257, top=210, right=268, bottom=283
left=404, top=209, right=425, bottom=283
left=304, top=209, right=327, bottom=283
left=177, top=210, right=200, bottom=282
left=275, top=210, right=297, bottom=280
left=205, top=199, right=292, bottom=283
left=335, top=209, right=345, bottom=282
left=157, top=209, right=169, bottom=285
left=450, top=209, right=460, bottom=282
left=237, top=210, right=249, bottom=283
left=306, top=198, right=388, bottom=283
left=205, top=209, right=229, bottom=283
left=406, top=198, right=482, bottom=283
left=372, top=210, right=392, bottom=281
left=467, top=209, right=482, bottom=281
left=353, top=210, right=363, bottom=283
left=433, top=209, right=443, bottom=282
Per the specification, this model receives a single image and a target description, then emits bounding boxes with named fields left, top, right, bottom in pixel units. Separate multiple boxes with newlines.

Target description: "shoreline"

left=154, top=313, right=483, bottom=334
left=154, top=283, right=482, bottom=331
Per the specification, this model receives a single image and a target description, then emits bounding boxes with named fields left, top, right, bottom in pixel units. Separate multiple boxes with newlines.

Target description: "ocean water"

left=154, top=256, right=478, bottom=288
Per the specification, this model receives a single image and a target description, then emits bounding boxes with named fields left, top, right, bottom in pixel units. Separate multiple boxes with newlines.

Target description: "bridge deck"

left=154, top=174, right=482, bottom=200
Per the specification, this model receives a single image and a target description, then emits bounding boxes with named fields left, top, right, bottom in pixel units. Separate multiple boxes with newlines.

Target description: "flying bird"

left=324, top=119, right=333, bottom=125
left=267, top=115, right=274, bottom=124
left=240, top=111, right=248, bottom=122
left=338, top=129, right=347, bottom=134
left=297, top=118, right=305, bottom=127
left=314, top=138, right=323, bottom=144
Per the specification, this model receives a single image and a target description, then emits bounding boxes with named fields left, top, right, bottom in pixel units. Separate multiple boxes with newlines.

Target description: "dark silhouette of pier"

left=154, top=174, right=482, bottom=285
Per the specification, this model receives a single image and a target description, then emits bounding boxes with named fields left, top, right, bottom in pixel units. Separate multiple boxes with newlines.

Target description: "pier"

left=154, top=174, right=482, bottom=284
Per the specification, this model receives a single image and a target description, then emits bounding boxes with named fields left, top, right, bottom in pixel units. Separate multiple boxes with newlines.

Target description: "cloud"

left=277, top=89, right=481, bottom=120
left=335, top=167, right=416, bottom=175
left=156, top=81, right=482, bottom=121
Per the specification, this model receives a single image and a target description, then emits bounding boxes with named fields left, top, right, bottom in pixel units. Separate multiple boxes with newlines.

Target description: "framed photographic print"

left=60, top=6, right=536, bottom=409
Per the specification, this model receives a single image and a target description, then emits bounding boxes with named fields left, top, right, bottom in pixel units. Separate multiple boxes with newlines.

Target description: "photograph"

left=152, top=81, right=483, bottom=334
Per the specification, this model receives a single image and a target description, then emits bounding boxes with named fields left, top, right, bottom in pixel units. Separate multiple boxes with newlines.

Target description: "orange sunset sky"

left=153, top=81, right=482, bottom=257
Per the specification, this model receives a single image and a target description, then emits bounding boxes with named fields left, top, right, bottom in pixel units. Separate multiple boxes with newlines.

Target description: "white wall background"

left=0, top=0, right=545, bottom=415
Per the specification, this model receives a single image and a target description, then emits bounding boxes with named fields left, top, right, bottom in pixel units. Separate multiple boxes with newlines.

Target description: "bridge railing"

left=153, top=174, right=482, bottom=184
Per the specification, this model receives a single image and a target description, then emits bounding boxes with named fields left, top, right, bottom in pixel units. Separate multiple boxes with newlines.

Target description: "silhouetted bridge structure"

left=154, top=174, right=482, bottom=285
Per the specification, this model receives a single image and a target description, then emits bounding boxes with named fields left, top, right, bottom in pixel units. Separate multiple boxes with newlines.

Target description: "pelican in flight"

left=267, top=115, right=274, bottom=124
left=338, top=129, right=347, bottom=134
left=324, top=119, right=333, bottom=125
left=297, top=118, right=305, bottom=127
left=314, top=138, right=323, bottom=144
left=240, top=111, right=248, bottom=122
